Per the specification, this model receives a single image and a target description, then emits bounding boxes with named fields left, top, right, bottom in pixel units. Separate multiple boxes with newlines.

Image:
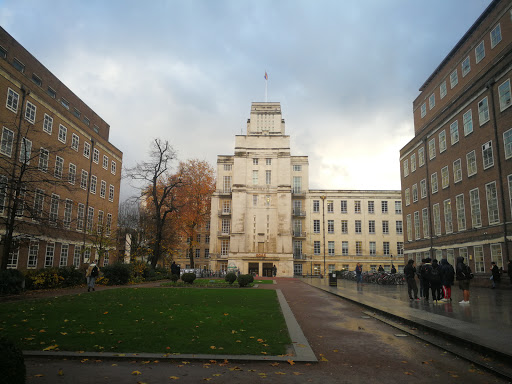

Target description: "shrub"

left=24, top=268, right=63, bottom=290
left=237, top=274, right=252, bottom=287
left=0, top=337, right=26, bottom=384
left=0, top=269, right=24, bottom=294
left=101, top=262, right=131, bottom=285
left=225, top=272, right=237, bottom=285
left=170, top=274, right=179, bottom=283
left=181, top=272, right=196, bottom=284
left=130, top=260, right=149, bottom=283
left=247, top=274, right=254, bottom=284
left=59, top=266, right=85, bottom=287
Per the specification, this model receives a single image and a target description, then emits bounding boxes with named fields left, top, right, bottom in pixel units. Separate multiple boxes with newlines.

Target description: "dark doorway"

left=262, top=263, right=273, bottom=277
left=248, top=262, right=259, bottom=276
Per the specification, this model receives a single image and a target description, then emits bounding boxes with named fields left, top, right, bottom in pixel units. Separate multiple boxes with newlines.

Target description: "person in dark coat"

left=391, top=265, right=397, bottom=274
left=430, top=259, right=442, bottom=302
left=404, top=259, right=419, bottom=300
left=171, top=261, right=178, bottom=277
left=420, top=258, right=433, bottom=302
left=440, top=258, right=455, bottom=302
left=491, top=261, right=500, bottom=289
left=508, top=260, right=512, bottom=285
left=418, top=259, right=426, bottom=299
left=456, top=256, right=471, bottom=304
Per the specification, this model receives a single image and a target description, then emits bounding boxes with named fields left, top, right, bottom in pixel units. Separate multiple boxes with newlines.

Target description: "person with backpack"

left=456, top=256, right=472, bottom=304
left=490, top=261, right=500, bottom=289
left=417, top=259, right=426, bottom=299
left=86, top=261, right=100, bottom=292
left=420, top=258, right=433, bottom=303
left=429, top=259, right=442, bottom=303
left=440, top=258, right=455, bottom=302
left=404, top=259, right=419, bottom=301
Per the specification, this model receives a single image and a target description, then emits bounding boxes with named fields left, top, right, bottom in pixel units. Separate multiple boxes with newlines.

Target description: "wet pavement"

left=304, top=277, right=512, bottom=360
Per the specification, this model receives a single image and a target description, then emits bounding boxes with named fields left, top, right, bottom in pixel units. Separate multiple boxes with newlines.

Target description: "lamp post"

left=320, top=195, right=326, bottom=277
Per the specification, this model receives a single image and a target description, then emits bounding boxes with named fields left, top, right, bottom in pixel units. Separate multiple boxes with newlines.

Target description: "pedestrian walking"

left=391, top=264, right=397, bottom=274
left=378, top=265, right=384, bottom=273
left=421, top=258, right=433, bottom=302
left=86, top=261, right=99, bottom=292
left=355, top=263, right=363, bottom=285
left=490, top=261, right=500, bottom=289
left=273, top=264, right=277, bottom=277
left=429, top=259, right=442, bottom=302
left=456, top=256, right=472, bottom=304
left=440, top=258, right=455, bottom=302
left=404, top=259, right=419, bottom=300
left=171, top=261, right=179, bottom=277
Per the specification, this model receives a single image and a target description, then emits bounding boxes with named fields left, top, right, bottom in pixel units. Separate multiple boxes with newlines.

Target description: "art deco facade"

left=209, top=102, right=404, bottom=277
left=399, top=0, right=511, bottom=274
left=0, top=27, right=122, bottom=271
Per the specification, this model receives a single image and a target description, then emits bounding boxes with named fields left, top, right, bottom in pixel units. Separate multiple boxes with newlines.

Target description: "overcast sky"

left=1, top=0, right=492, bottom=200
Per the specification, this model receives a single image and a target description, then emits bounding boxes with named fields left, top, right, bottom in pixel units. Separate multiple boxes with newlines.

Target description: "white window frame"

left=440, top=81, right=447, bottom=99
left=100, top=180, right=106, bottom=198
left=463, top=109, right=473, bottom=136
left=58, top=124, right=67, bottom=144
left=418, top=147, right=425, bottom=167
left=485, top=181, right=499, bottom=225
left=93, top=148, right=99, bottom=164
left=490, top=23, right=502, bottom=49
left=428, top=138, right=436, bottom=160
left=444, top=199, right=453, bottom=234
left=422, top=208, right=429, bottom=238
left=505, top=128, right=512, bottom=159
left=68, top=163, right=76, bottom=185
left=80, top=170, right=88, bottom=190
left=450, top=69, right=458, bottom=89
left=420, top=179, right=427, bottom=199
left=103, top=155, right=108, bottom=169
left=461, top=56, right=470, bottom=77
left=441, top=166, right=449, bottom=189
left=38, top=148, right=49, bottom=172
left=498, top=79, right=511, bottom=112
left=470, top=188, right=482, bottom=228
left=19, top=137, right=32, bottom=164
left=439, top=130, right=446, bottom=153
left=431, top=172, right=438, bottom=194
left=429, top=93, right=435, bottom=110
left=450, top=120, right=459, bottom=145
left=43, top=114, right=53, bottom=134
left=54, top=155, right=64, bottom=179
left=24, top=101, right=36, bottom=124
left=83, top=141, right=90, bottom=158
left=475, top=40, right=485, bottom=63
left=109, top=184, right=114, bottom=202
left=71, top=133, right=79, bottom=151
left=467, top=150, right=477, bottom=177
left=482, top=141, right=494, bottom=170
left=433, top=203, right=441, bottom=236
left=456, top=194, right=466, bottom=232
left=478, top=97, right=490, bottom=125
left=111, top=160, right=116, bottom=175
left=6, top=88, right=19, bottom=113
left=453, top=158, right=462, bottom=183
left=90, top=175, right=97, bottom=194
left=420, top=103, right=426, bottom=118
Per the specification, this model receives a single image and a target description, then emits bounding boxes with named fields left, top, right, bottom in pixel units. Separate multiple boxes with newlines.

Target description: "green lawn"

left=0, top=288, right=290, bottom=355
left=160, top=278, right=274, bottom=287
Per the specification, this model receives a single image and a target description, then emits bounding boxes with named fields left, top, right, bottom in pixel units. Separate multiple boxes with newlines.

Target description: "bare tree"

left=124, top=139, right=182, bottom=269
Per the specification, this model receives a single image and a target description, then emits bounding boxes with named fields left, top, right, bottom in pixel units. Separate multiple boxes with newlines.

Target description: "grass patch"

left=160, top=278, right=274, bottom=288
left=253, top=279, right=274, bottom=284
left=0, top=288, right=290, bottom=355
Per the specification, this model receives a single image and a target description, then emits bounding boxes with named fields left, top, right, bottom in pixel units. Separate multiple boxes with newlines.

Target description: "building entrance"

left=262, top=263, right=274, bottom=277
left=248, top=262, right=259, bottom=276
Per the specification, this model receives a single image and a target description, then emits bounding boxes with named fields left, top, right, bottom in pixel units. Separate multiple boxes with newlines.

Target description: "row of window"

left=6, top=241, right=110, bottom=270
left=405, top=177, right=509, bottom=240
left=420, top=23, right=503, bottom=119
left=304, top=240, right=403, bottom=257
left=311, top=199, right=401, bottom=214
left=307, top=219, right=402, bottom=235
left=5, top=88, right=117, bottom=174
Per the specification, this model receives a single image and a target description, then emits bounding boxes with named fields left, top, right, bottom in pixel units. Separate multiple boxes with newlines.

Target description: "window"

left=314, top=241, right=321, bottom=255
left=6, top=88, right=19, bottom=113
left=498, top=79, right=511, bottom=111
left=43, top=114, right=53, bottom=134
left=293, top=164, right=302, bottom=172
left=80, top=170, right=88, bottom=190
left=292, top=176, right=302, bottom=193
left=491, top=244, right=503, bottom=268
left=382, top=220, right=389, bottom=234
left=439, top=130, right=446, bottom=153
left=467, top=151, right=477, bottom=177
left=340, top=200, right=347, bottom=213
left=222, top=176, right=231, bottom=193
left=90, top=175, right=97, bottom=194
left=266, top=158, right=271, bottom=165
left=412, top=184, right=418, bottom=202
left=252, top=195, right=258, bottom=207
left=313, top=220, right=320, bottom=234
left=83, top=142, right=90, bottom=158
left=405, top=188, right=410, bottom=206
left=369, top=220, right=375, bottom=234
left=341, top=220, right=348, bottom=234
left=54, top=156, right=64, bottom=178
left=45, top=243, right=55, bottom=267
left=431, top=172, right=438, bottom=194
left=490, top=23, right=502, bottom=48
left=463, top=109, right=473, bottom=136
left=380, top=201, right=388, bottom=214
left=221, top=218, right=230, bottom=234
left=106, top=214, right=112, bottom=236
left=441, top=166, right=449, bottom=189
left=422, top=208, right=429, bottom=238
left=369, top=241, right=376, bottom=256
left=83, top=116, right=90, bottom=126
left=83, top=248, right=91, bottom=263
left=356, top=241, right=363, bottom=256
left=482, top=141, right=494, bottom=169
left=450, top=69, right=458, bottom=88
left=33, top=189, right=44, bottom=219
left=77, top=203, right=85, bottom=230
left=478, top=97, right=489, bottom=125
left=93, top=149, right=99, bottom=164
left=433, top=203, right=441, bottom=236
left=60, top=97, right=69, bottom=109
left=313, top=200, right=319, bottom=212
left=57, top=124, right=67, bottom=143
left=327, top=200, right=333, bottom=213
left=414, top=211, right=420, bottom=239
left=456, top=194, right=466, bottom=231
left=470, top=188, right=482, bottom=228
left=253, top=158, right=258, bottom=165
left=68, top=163, right=76, bottom=185
left=420, top=179, right=427, bottom=199
left=440, top=81, right=447, bottom=99
left=461, top=56, right=470, bottom=77
left=444, top=199, right=453, bottom=234
left=111, top=160, right=117, bottom=175
left=418, top=147, right=425, bottom=167
left=354, top=201, right=361, bottom=214
left=265, top=170, right=271, bottom=185
left=13, top=58, right=25, bottom=72
left=73, top=108, right=81, bottom=118
left=72, top=246, right=81, bottom=267
left=368, top=201, right=374, bottom=214
left=49, top=194, right=59, bottom=225
left=47, top=87, right=56, bottom=99
left=109, top=185, right=115, bottom=202
left=27, top=242, right=39, bottom=269
left=505, top=128, right=512, bottom=159
left=395, top=201, right=401, bottom=214
left=411, top=154, right=416, bottom=172
left=485, top=181, right=499, bottom=225
left=328, top=241, right=335, bottom=256
left=342, top=241, right=349, bottom=256
left=428, top=138, right=436, bottom=159
left=103, top=155, right=108, bottom=169
left=355, top=220, right=361, bottom=234
left=450, top=121, right=459, bottom=145
left=0, top=127, right=14, bottom=157
left=383, top=242, right=390, bottom=255
left=420, top=103, right=426, bottom=118
left=475, top=41, right=485, bottom=63
left=64, top=199, right=72, bottom=229
left=406, top=214, right=412, bottom=241
left=19, top=137, right=32, bottom=164
left=453, top=159, right=462, bottom=183
left=429, top=93, right=435, bottom=110
left=38, top=148, right=49, bottom=172
left=25, top=101, right=36, bottom=124
left=396, top=220, right=403, bottom=235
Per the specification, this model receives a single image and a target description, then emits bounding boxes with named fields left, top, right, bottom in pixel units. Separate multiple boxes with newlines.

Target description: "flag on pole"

left=264, top=71, right=268, bottom=80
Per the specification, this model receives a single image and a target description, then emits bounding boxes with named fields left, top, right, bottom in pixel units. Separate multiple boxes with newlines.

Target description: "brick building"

left=399, top=0, right=511, bottom=275
left=0, top=27, right=122, bottom=271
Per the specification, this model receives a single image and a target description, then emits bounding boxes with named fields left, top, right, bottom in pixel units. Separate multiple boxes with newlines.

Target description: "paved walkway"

left=303, top=277, right=512, bottom=361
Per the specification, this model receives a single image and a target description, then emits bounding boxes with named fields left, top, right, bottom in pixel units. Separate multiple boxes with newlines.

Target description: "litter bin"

left=329, top=272, right=337, bottom=287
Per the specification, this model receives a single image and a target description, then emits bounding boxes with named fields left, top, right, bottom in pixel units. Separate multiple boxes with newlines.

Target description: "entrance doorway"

left=262, top=263, right=274, bottom=277
left=248, top=262, right=259, bottom=276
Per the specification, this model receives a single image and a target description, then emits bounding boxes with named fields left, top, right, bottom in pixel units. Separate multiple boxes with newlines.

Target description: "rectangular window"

left=0, top=127, right=14, bottom=157
left=382, top=220, right=389, bottom=234
left=97, top=210, right=104, bottom=234
left=405, top=188, right=410, bottom=206
left=0, top=175, right=7, bottom=215
left=429, top=138, right=436, bottom=159
left=314, top=241, right=321, bottom=255
left=314, top=219, right=320, bottom=233
left=83, top=248, right=91, bottom=264
left=406, top=214, right=412, bottom=241
left=54, top=156, right=64, bottom=179
left=369, top=241, right=376, bottom=256
left=412, top=184, right=418, bottom=202
left=60, top=97, right=69, bottom=110
left=47, top=86, right=56, bottom=99
left=381, top=201, right=388, bottom=213
left=340, top=200, right=347, bottom=213
left=403, top=159, right=409, bottom=177
left=341, top=220, right=348, bottom=234
left=490, top=23, right=502, bottom=48
left=7, top=247, right=19, bottom=269
left=83, top=142, right=90, bottom=158
left=80, top=170, right=88, bottom=190
left=13, top=58, right=25, bottom=72
left=433, top=203, right=441, bottom=236
left=369, top=220, right=375, bottom=234
left=109, top=185, right=115, bottom=202
left=33, top=189, right=44, bottom=219
left=498, top=79, right=511, bottom=111
left=266, top=158, right=271, bottom=165
left=328, top=219, right=334, bottom=234
left=420, top=179, right=427, bottom=199
left=354, top=201, right=361, bottom=214
left=456, top=194, right=466, bottom=231
left=64, top=199, right=72, bottom=229
left=293, top=164, right=302, bottom=172
left=27, top=242, right=39, bottom=269
left=58, top=124, right=67, bottom=143
left=490, top=244, right=503, bottom=268
left=482, top=141, right=494, bottom=169
left=49, top=194, right=59, bottom=225
left=19, top=137, right=32, bottom=164
left=421, top=103, right=426, bottom=118
left=397, top=242, right=404, bottom=256
left=90, top=175, right=97, bottom=194
left=470, top=188, right=482, bottom=228
left=223, top=176, right=231, bottom=193
left=444, top=199, right=453, bottom=234
left=327, top=200, right=334, bottom=213
left=328, top=241, right=335, bottom=256
left=86, top=207, right=94, bottom=232
left=77, top=203, right=85, bottom=231
left=473, top=246, right=484, bottom=272
left=439, top=130, right=446, bottom=153
left=73, top=246, right=81, bottom=267
left=440, top=81, right=447, bottom=99
left=431, top=172, right=438, bottom=194
left=414, top=211, right=420, bottom=240
left=478, top=97, right=489, bottom=125
left=505, top=128, right=512, bottom=159
left=253, top=195, right=258, bottom=207
left=463, top=109, right=473, bottom=136
left=43, top=114, right=53, bottom=134
left=292, top=176, right=302, bottom=193
left=422, top=208, right=429, bottom=238
left=59, top=244, right=68, bottom=267
left=450, top=121, right=459, bottom=145
left=475, top=41, right=485, bottom=63
left=355, top=220, right=361, bottom=234
left=383, top=242, right=390, bottom=255
left=45, top=243, right=55, bottom=268
left=38, top=148, right=49, bottom=172
left=461, top=56, right=470, bottom=77
left=342, top=241, right=349, bottom=256
left=451, top=158, right=462, bottom=183
left=313, top=200, right=320, bottom=212
left=71, top=133, right=79, bottom=151
left=24, top=101, right=36, bottom=124
left=467, top=150, right=477, bottom=176
left=450, top=69, right=458, bottom=88
left=411, top=154, right=416, bottom=172
left=429, top=93, right=435, bottom=110
left=486, top=181, right=499, bottom=225
left=418, top=147, right=425, bottom=167
left=6, top=88, right=19, bottom=113
left=441, top=166, right=449, bottom=189
left=395, top=201, right=401, bottom=214
left=253, top=158, right=258, bottom=165
left=356, top=241, right=363, bottom=256
left=265, top=170, right=271, bottom=185
left=68, top=163, right=76, bottom=185
left=93, top=149, right=99, bottom=164
left=111, top=161, right=117, bottom=175
left=103, top=155, right=109, bottom=169
left=396, top=220, right=403, bottom=234
left=106, top=214, right=112, bottom=237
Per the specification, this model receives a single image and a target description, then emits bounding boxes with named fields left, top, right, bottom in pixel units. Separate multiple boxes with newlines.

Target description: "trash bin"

left=329, top=272, right=337, bottom=286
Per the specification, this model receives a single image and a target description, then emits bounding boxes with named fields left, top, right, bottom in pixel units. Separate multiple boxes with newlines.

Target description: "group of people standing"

left=404, top=257, right=473, bottom=305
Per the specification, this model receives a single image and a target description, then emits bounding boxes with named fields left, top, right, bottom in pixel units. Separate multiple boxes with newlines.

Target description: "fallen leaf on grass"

left=404, top=372, right=413, bottom=375
left=293, top=372, right=303, bottom=375
left=43, top=344, right=58, bottom=351
left=132, top=371, right=142, bottom=375
left=275, top=372, right=286, bottom=375
left=213, top=374, right=222, bottom=377
left=169, top=376, right=180, bottom=380
left=287, top=360, right=295, bottom=365
left=210, top=346, right=216, bottom=350
left=270, top=363, right=279, bottom=367
left=58, top=369, right=63, bottom=376
left=34, top=374, right=44, bottom=377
